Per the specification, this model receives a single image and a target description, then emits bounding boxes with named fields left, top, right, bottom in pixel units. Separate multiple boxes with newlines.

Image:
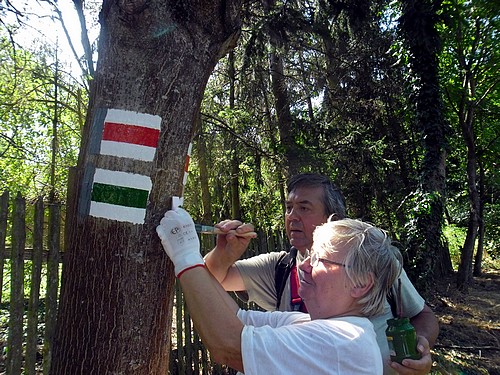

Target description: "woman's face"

left=298, top=243, right=356, bottom=319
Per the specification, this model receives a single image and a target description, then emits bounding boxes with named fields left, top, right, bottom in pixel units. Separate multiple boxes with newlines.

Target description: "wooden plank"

left=7, top=193, right=25, bottom=375
left=43, top=202, right=61, bottom=374
left=184, top=297, right=193, bottom=375
left=176, top=283, right=185, bottom=375
left=1, top=248, right=63, bottom=261
left=26, top=197, right=44, bottom=375
left=0, top=191, right=8, bottom=306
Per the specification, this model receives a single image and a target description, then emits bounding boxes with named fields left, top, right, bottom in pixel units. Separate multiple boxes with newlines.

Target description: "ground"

left=429, top=269, right=500, bottom=375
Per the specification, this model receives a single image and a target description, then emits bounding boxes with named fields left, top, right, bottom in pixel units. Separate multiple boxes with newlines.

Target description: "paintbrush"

left=194, top=223, right=256, bottom=238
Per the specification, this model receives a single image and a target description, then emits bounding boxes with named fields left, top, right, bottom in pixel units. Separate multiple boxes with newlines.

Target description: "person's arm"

left=389, top=269, right=439, bottom=374
left=179, top=266, right=244, bottom=371
left=203, top=219, right=255, bottom=290
left=410, top=304, right=439, bottom=348
left=156, top=209, right=245, bottom=372
left=390, top=304, right=439, bottom=374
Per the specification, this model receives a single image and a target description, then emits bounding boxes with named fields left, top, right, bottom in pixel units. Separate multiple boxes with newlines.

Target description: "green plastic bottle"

left=386, top=317, right=421, bottom=364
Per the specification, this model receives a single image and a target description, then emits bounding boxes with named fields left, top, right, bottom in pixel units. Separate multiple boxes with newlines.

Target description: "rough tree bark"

left=51, top=1, right=241, bottom=374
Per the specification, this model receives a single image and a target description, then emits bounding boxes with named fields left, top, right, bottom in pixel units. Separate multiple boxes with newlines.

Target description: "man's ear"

left=350, top=273, right=374, bottom=298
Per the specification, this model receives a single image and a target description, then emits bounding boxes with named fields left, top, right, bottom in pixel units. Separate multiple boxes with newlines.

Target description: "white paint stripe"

left=105, top=109, right=161, bottom=130
left=93, top=168, right=152, bottom=190
left=89, top=201, right=146, bottom=224
left=171, top=196, right=184, bottom=209
left=100, top=141, right=156, bottom=161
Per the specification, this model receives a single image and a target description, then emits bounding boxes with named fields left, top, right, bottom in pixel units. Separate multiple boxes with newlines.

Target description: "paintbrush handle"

left=212, top=228, right=257, bottom=238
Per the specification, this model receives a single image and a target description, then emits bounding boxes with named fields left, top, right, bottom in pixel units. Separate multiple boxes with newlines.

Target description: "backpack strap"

left=387, top=278, right=402, bottom=317
left=387, top=286, right=398, bottom=317
left=274, top=247, right=297, bottom=310
left=290, top=259, right=308, bottom=312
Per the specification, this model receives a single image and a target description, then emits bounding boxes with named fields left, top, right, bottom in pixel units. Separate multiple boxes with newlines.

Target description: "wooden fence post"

left=0, top=191, right=8, bottom=306
left=7, top=193, right=25, bottom=375
left=43, top=202, right=61, bottom=375
left=176, top=283, right=185, bottom=375
left=25, top=197, right=45, bottom=375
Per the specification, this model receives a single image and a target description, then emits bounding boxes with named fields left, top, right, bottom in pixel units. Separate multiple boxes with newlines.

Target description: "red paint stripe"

left=184, top=155, right=190, bottom=173
left=102, top=122, right=159, bottom=147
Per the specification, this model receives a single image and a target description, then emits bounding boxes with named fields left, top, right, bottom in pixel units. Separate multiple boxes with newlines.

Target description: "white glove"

left=156, top=208, right=204, bottom=277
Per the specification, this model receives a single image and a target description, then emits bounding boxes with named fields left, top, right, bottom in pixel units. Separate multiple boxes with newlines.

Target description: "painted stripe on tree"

left=92, top=168, right=152, bottom=190
left=99, top=141, right=157, bottom=161
left=99, top=109, right=161, bottom=161
left=183, top=143, right=193, bottom=186
left=89, top=168, right=152, bottom=224
left=102, top=122, right=159, bottom=147
left=172, top=143, right=193, bottom=209
left=105, top=109, right=161, bottom=130
left=89, top=202, right=148, bottom=224
left=91, top=183, right=148, bottom=208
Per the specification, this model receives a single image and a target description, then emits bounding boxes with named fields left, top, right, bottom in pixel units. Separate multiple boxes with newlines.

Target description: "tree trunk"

left=72, top=0, right=95, bottom=78
left=228, top=50, right=242, bottom=219
left=456, top=77, right=480, bottom=290
left=196, top=121, right=212, bottom=224
left=230, top=147, right=242, bottom=219
left=399, top=0, right=453, bottom=286
left=263, top=0, right=299, bottom=177
left=473, top=160, right=485, bottom=277
left=51, top=1, right=241, bottom=374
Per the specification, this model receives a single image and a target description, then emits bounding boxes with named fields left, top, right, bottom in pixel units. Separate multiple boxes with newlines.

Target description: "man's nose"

left=287, top=207, right=300, bottom=220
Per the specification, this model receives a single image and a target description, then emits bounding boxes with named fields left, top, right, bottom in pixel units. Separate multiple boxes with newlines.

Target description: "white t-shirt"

left=237, top=310, right=382, bottom=375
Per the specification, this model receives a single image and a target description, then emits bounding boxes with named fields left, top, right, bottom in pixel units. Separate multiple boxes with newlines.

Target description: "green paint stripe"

left=91, top=183, right=148, bottom=209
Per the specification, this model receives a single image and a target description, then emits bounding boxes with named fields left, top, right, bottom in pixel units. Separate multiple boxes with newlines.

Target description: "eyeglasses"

left=310, top=252, right=347, bottom=268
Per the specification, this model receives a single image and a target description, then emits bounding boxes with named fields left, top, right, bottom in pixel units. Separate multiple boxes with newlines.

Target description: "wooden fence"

left=0, top=191, right=287, bottom=374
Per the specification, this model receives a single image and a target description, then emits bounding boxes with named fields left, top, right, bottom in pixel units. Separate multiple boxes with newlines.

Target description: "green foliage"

left=0, top=34, right=85, bottom=200
left=483, top=204, right=500, bottom=259
left=401, top=190, right=443, bottom=242
left=443, top=224, right=466, bottom=269
left=0, top=261, right=49, bottom=304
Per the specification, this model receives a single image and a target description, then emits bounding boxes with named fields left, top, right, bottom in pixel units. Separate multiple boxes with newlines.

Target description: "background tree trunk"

left=473, top=161, right=485, bottom=277
left=195, top=120, right=213, bottom=224
left=399, top=0, right=453, bottom=286
left=455, top=20, right=482, bottom=289
left=51, top=1, right=241, bottom=374
left=263, top=0, right=298, bottom=177
left=456, top=104, right=480, bottom=289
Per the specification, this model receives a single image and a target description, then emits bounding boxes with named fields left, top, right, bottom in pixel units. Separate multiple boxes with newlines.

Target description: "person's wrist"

left=174, top=252, right=205, bottom=277
left=177, top=264, right=206, bottom=278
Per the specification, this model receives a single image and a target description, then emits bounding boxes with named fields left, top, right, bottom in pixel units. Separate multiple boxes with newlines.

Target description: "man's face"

left=285, top=186, right=329, bottom=255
